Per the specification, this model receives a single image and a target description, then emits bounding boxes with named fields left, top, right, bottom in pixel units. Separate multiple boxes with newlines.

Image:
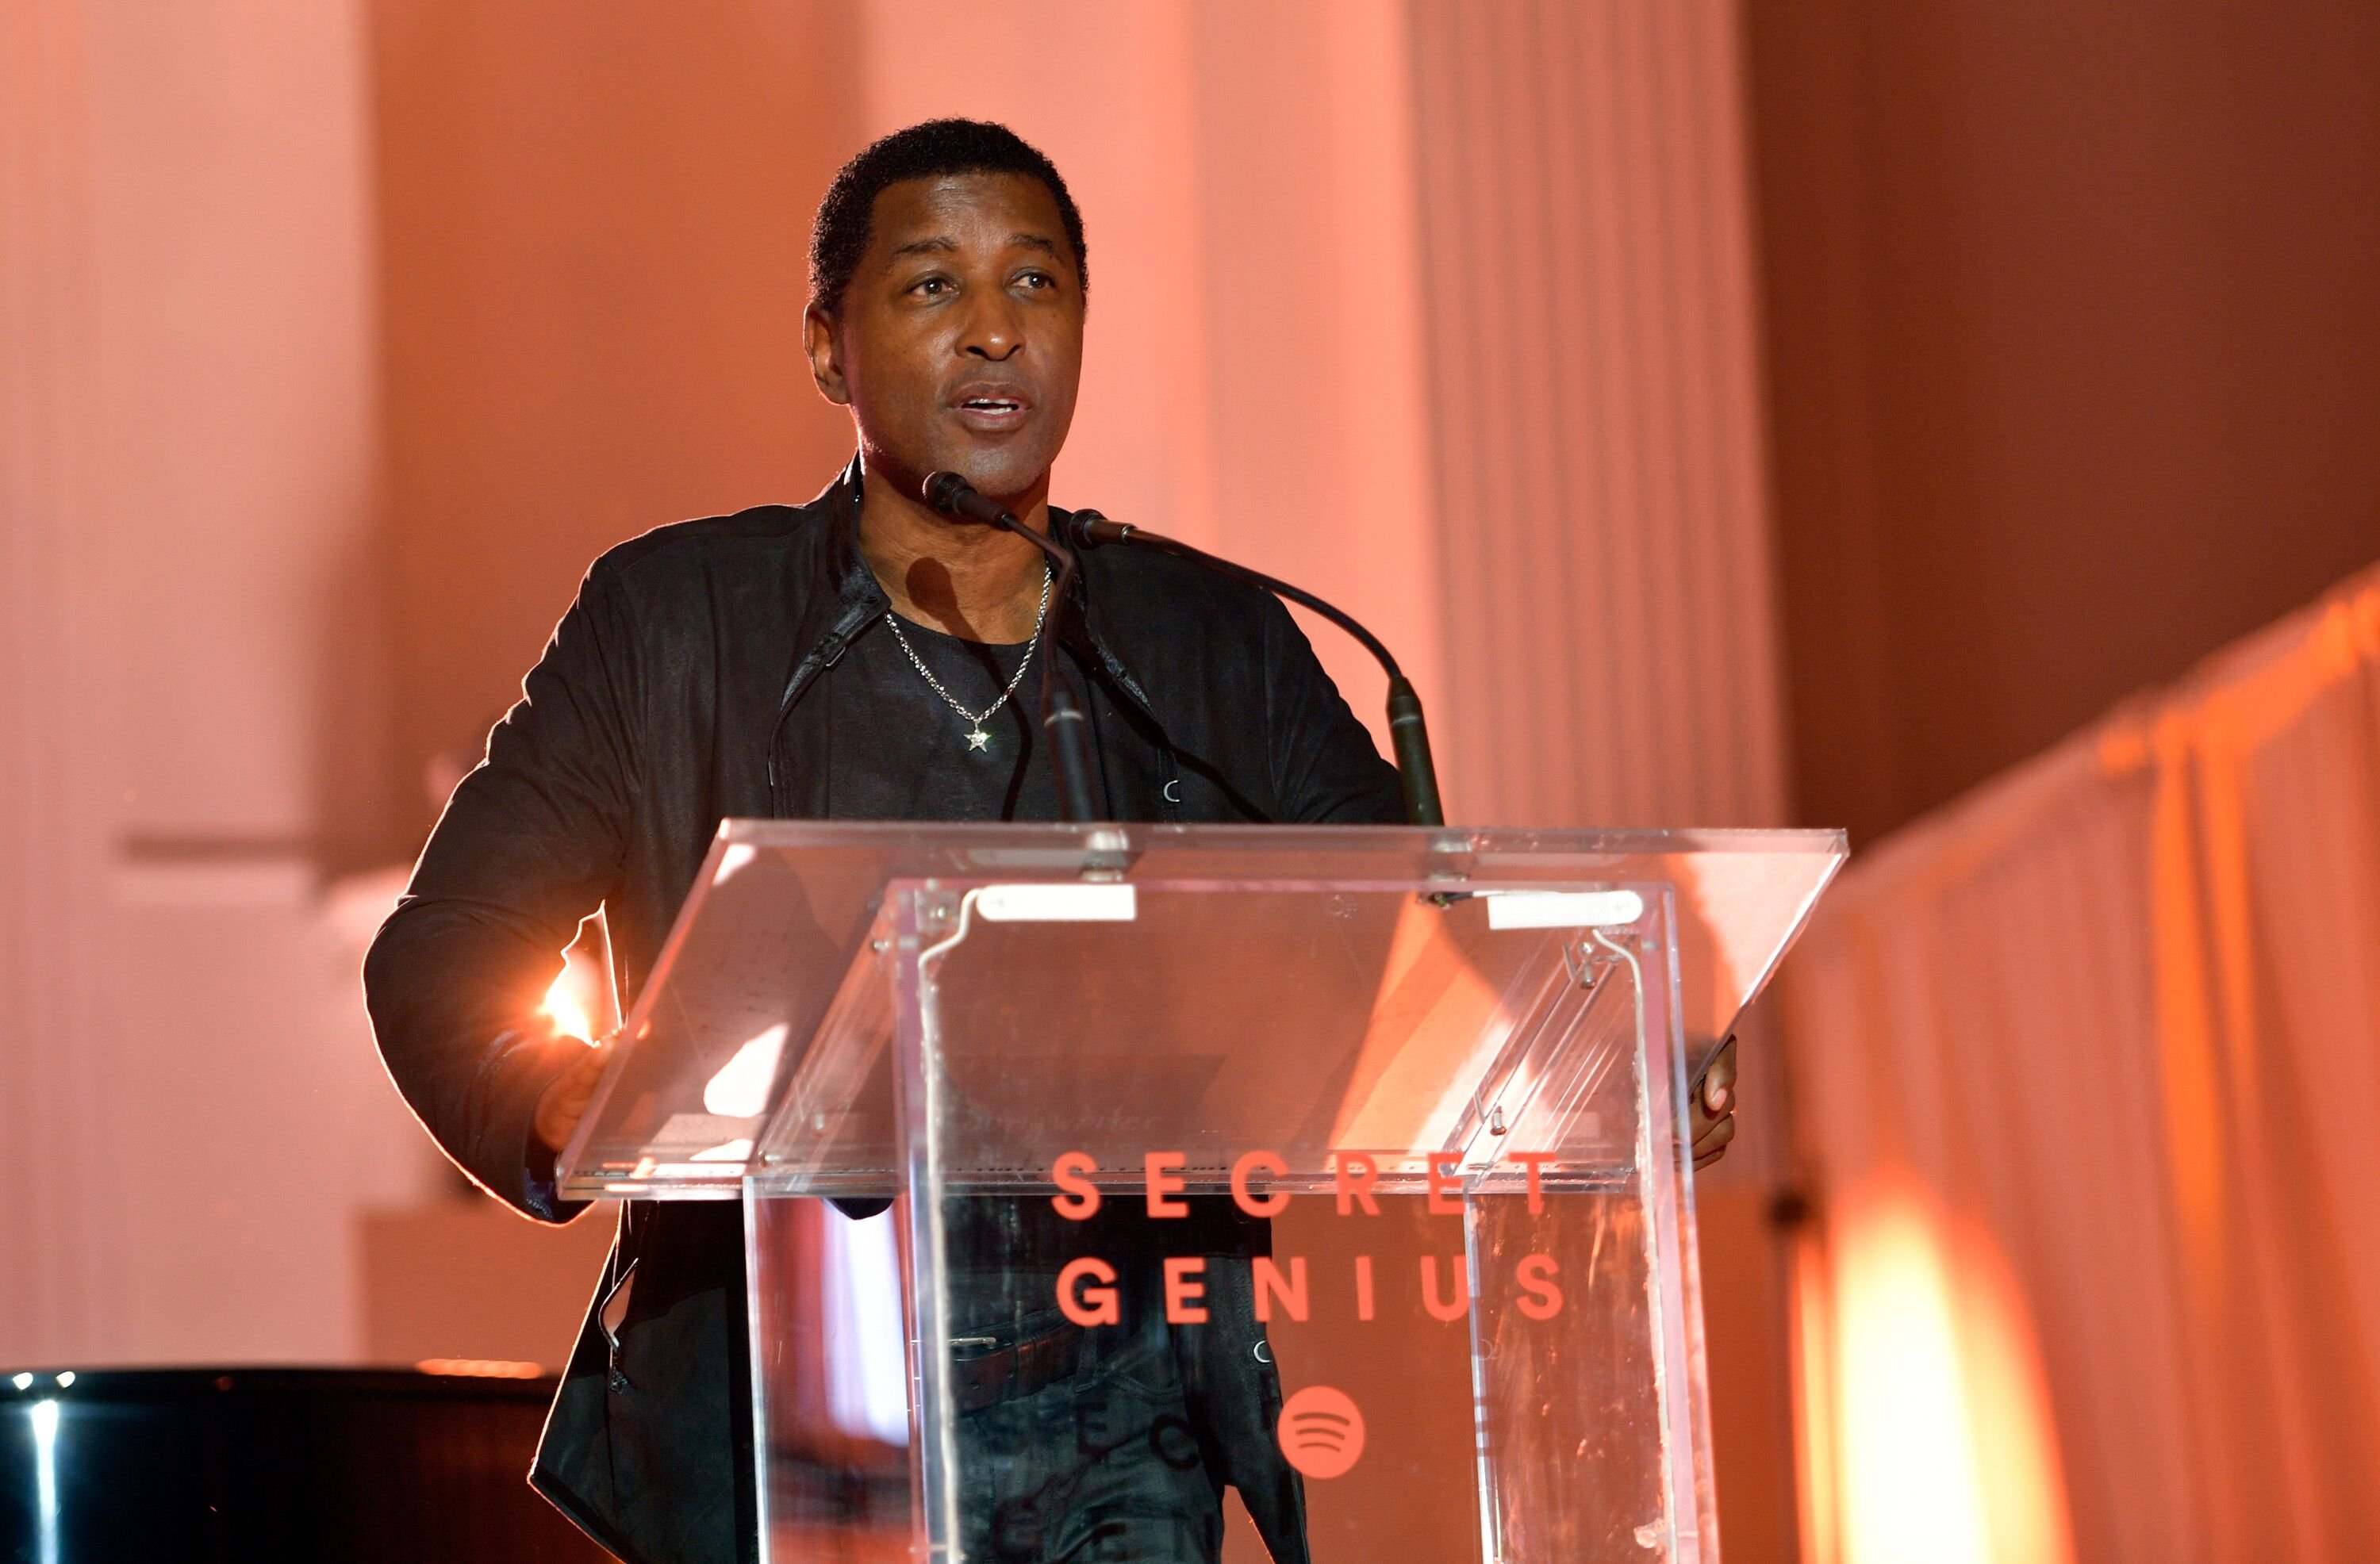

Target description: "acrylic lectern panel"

left=559, top=823, right=1841, bottom=1200
left=553, top=822, right=1844, bottom=1564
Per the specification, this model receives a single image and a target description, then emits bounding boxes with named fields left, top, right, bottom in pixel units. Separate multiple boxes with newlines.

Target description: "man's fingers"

left=569, top=1037, right=613, bottom=1085
left=1700, top=1038, right=1737, bottom=1108
left=551, top=1044, right=607, bottom=1105
left=560, top=1042, right=613, bottom=1110
left=1693, top=1114, right=1737, bottom=1168
left=1689, top=1037, right=1738, bottom=1131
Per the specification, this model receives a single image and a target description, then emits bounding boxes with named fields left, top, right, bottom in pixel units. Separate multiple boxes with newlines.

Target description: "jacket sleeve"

left=363, top=563, right=637, bottom=1222
left=1258, top=593, right=1411, bottom=826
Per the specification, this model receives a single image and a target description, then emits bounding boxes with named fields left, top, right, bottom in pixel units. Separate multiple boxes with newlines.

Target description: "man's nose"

left=958, top=289, right=1025, bottom=360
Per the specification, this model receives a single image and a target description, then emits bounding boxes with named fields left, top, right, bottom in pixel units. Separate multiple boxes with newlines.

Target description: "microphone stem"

left=924, top=473, right=1442, bottom=826
left=992, top=516, right=1103, bottom=823
left=1092, top=528, right=1447, bottom=827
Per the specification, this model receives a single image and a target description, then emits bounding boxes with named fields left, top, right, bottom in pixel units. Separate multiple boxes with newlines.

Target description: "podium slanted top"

left=558, top=822, right=1843, bottom=1200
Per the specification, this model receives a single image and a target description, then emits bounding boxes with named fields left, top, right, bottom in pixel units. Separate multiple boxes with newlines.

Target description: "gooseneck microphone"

left=1057, top=510, right=1446, bottom=828
left=921, top=471, right=1103, bottom=822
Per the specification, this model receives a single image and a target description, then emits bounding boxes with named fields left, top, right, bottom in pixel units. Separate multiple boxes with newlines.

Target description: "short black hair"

left=808, top=118, right=1087, bottom=315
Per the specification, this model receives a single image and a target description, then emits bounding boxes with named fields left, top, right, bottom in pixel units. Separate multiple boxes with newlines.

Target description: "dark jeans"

left=954, top=1299, right=1221, bottom=1564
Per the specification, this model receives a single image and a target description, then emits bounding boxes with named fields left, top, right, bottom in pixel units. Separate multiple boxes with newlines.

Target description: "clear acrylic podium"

left=558, top=822, right=1842, bottom=1563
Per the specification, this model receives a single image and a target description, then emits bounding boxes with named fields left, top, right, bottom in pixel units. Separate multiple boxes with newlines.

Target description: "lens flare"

left=543, top=968, right=595, bottom=1045
left=542, top=914, right=616, bottom=1044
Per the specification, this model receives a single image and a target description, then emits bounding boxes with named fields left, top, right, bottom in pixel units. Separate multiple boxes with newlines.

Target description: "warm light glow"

left=542, top=970, right=595, bottom=1045
left=1817, top=1185, right=2073, bottom=1564
left=1834, top=1197, right=1988, bottom=1564
left=542, top=922, right=615, bottom=1045
left=416, top=1358, right=545, bottom=1378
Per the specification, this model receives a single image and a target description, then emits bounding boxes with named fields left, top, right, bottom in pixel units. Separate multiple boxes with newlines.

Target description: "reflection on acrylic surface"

left=823, top=1206, right=909, bottom=1447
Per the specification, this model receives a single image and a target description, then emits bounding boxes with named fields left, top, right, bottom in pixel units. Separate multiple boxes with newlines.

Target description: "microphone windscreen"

left=922, top=470, right=974, bottom=515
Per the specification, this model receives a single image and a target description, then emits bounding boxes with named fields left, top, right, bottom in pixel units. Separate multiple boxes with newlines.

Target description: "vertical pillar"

left=1409, top=0, right=1787, bottom=828
left=0, top=0, right=120, bottom=1362
left=0, top=0, right=422, bottom=1365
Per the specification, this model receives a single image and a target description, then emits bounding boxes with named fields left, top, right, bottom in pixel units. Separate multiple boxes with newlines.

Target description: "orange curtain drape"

left=1783, top=564, right=2380, bottom=1563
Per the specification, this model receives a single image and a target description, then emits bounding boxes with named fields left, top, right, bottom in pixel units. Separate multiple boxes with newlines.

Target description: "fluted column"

left=1409, top=0, right=1787, bottom=827
left=0, top=0, right=424, bottom=1367
left=0, top=0, right=121, bottom=1362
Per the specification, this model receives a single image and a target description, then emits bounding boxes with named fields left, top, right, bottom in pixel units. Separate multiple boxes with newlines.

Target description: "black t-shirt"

left=824, top=608, right=1260, bottom=1313
left=823, top=611, right=1060, bottom=823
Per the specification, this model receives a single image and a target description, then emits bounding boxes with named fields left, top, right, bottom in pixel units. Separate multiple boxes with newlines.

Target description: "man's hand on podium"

left=1689, top=1037, right=1737, bottom=1170
left=535, top=1035, right=615, bottom=1155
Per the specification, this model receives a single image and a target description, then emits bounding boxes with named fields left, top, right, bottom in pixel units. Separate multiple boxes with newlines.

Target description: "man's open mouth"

left=950, top=389, right=1034, bottom=431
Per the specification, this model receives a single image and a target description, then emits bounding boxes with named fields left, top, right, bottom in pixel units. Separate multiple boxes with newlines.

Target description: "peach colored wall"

left=1748, top=0, right=2380, bottom=847
left=368, top=0, right=865, bottom=840
left=2, top=0, right=115, bottom=1365
left=2, top=0, right=436, bottom=1367
left=360, top=1202, right=616, bottom=1366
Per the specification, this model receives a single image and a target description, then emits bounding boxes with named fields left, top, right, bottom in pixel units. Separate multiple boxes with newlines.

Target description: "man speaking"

left=366, top=119, right=1738, bottom=1563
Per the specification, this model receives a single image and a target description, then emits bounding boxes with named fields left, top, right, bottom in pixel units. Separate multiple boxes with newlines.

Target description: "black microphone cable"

left=1055, top=508, right=1445, bottom=826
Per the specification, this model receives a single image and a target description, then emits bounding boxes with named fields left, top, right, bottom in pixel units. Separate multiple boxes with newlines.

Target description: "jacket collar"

left=822, top=455, right=881, bottom=615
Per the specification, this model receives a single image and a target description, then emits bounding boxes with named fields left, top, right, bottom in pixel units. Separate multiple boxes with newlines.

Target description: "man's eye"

left=914, top=277, right=951, bottom=297
left=1017, top=271, right=1053, bottom=290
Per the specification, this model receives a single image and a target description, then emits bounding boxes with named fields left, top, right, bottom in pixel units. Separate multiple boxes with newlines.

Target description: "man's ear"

left=803, top=302, right=851, bottom=406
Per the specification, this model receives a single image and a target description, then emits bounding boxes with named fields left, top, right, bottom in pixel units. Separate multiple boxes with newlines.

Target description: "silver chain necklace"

left=881, top=564, right=1053, bottom=753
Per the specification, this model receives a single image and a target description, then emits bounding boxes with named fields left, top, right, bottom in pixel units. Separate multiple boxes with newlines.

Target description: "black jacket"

left=363, top=464, right=1404, bottom=1563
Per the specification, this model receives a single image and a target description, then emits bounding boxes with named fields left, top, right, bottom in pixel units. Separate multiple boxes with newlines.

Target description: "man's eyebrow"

left=886, top=232, right=1061, bottom=263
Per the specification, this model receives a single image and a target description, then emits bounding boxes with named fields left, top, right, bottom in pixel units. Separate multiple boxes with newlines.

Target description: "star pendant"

left=965, top=726, right=992, bottom=752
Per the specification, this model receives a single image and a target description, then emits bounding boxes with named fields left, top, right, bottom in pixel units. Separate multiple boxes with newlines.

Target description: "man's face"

left=807, top=171, right=1084, bottom=507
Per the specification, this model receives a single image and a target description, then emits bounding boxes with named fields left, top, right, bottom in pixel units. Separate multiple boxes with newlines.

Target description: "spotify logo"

left=1275, top=1385, right=1365, bottom=1479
